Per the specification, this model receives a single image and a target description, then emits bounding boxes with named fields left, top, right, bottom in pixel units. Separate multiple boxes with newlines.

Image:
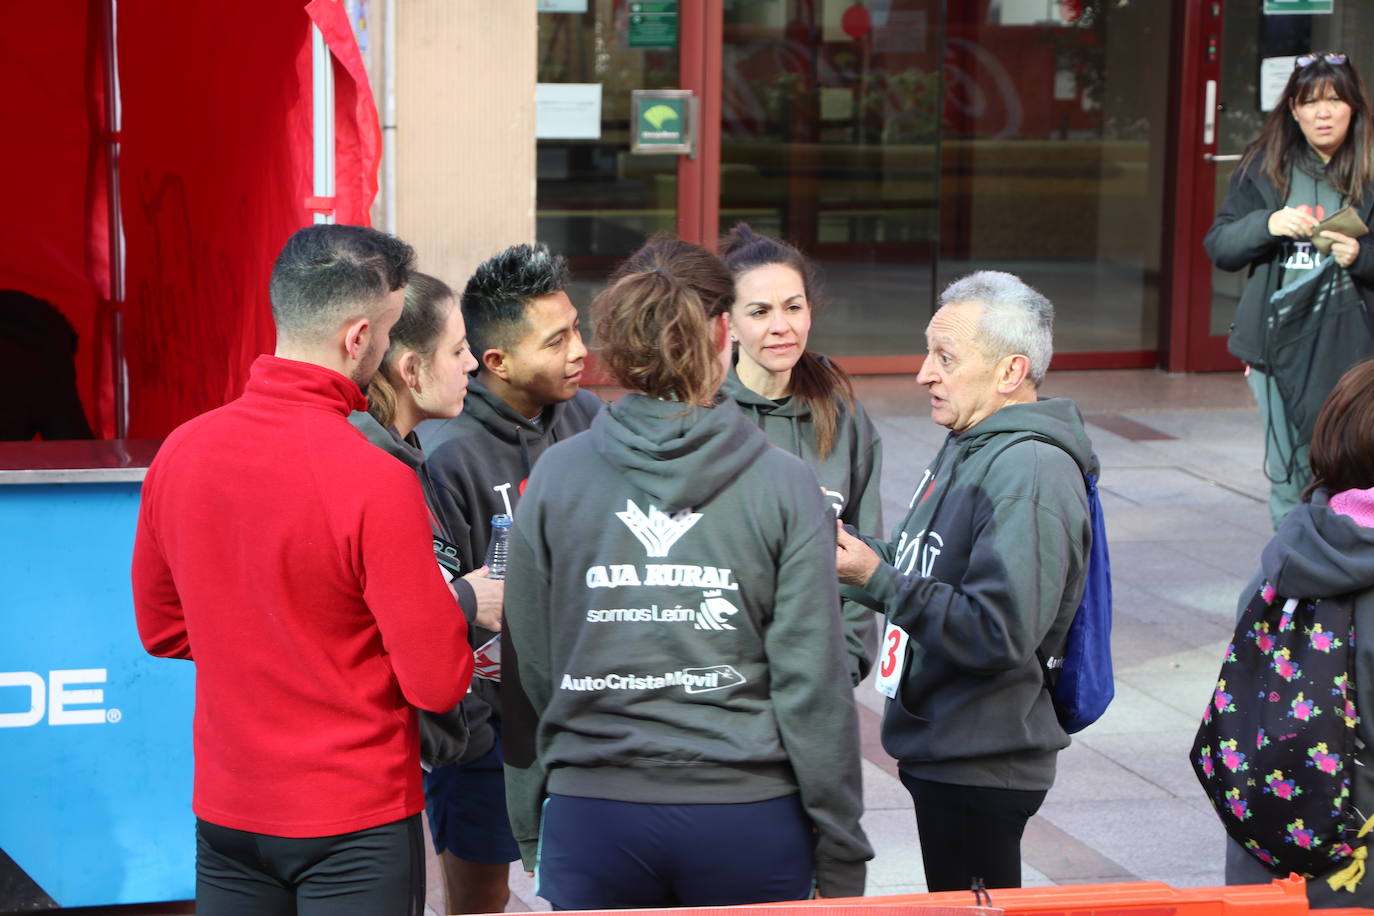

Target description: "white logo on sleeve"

left=617, top=501, right=702, bottom=557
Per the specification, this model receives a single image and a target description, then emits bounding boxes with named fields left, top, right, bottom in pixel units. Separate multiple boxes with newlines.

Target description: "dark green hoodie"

left=720, top=361, right=883, bottom=685
left=860, top=398, right=1096, bottom=791
left=503, top=394, right=872, bottom=896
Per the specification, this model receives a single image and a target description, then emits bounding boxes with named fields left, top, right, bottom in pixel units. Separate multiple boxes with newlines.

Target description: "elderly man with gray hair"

left=836, top=270, right=1098, bottom=894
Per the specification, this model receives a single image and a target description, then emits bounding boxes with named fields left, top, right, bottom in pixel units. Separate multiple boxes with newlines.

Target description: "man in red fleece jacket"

left=132, top=224, right=474, bottom=916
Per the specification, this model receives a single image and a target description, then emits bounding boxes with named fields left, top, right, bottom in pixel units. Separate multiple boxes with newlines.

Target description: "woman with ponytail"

left=501, top=237, right=872, bottom=908
left=719, top=223, right=884, bottom=685
left=348, top=273, right=504, bottom=776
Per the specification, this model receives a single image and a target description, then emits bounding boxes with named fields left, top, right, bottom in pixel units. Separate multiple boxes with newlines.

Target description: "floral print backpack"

left=1191, top=580, right=1369, bottom=883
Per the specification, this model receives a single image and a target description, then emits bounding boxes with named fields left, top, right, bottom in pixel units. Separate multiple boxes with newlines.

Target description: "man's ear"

left=482, top=347, right=510, bottom=380
left=343, top=316, right=371, bottom=364
left=997, top=353, right=1031, bottom=394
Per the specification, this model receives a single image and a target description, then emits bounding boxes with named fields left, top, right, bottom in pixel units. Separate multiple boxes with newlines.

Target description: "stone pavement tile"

left=1080, top=679, right=1202, bottom=736
left=1121, top=659, right=1231, bottom=725
left=860, top=808, right=924, bottom=893
left=1137, top=869, right=1229, bottom=889
left=1022, top=815, right=1137, bottom=883
left=1100, top=504, right=1254, bottom=544
left=1076, top=729, right=1211, bottom=801
left=1108, top=541, right=1251, bottom=620
left=1103, top=467, right=1261, bottom=508
left=1110, top=613, right=1225, bottom=668
left=1036, top=797, right=1227, bottom=889
left=1048, top=738, right=1171, bottom=803
left=863, top=758, right=915, bottom=811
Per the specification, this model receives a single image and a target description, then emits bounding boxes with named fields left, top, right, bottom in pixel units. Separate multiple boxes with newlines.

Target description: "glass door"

left=537, top=1, right=714, bottom=312
left=1172, top=0, right=1374, bottom=371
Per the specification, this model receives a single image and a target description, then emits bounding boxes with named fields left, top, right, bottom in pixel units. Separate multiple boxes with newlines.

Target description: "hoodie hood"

left=720, top=362, right=813, bottom=419
left=591, top=393, right=771, bottom=512
left=347, top=410, right=424, bottom=471
left=440, top=376, right=547, bottom=446
left=1263, top=491, right=1374, bottom=598
left=957, top=397, right=1100, bottom=480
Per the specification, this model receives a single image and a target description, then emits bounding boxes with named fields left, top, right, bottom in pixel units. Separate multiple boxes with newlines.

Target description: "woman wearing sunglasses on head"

left=1205, top=51, right=1374, bottom=530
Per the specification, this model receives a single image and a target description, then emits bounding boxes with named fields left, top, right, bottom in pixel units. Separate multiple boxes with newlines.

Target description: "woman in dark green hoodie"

left=718, top=223, right=883, bottom=685
left=502, top=238, right=871, bottom=909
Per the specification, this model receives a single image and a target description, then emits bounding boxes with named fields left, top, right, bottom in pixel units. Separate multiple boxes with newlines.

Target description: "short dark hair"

left=461, top=243, right=569, bottom=359
left=1307, top=358, right=1374, bottom=499
left=269, top=224, right=415, bottom=342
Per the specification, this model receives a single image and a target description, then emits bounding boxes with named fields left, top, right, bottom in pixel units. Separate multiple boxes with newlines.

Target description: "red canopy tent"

left=2, top=0, right=381, bottom=440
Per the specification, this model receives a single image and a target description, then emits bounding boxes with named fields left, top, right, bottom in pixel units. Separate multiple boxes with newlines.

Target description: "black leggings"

left=900, top=772, right=1047, bottom=893
left=195, top=815, right=424, bottom=916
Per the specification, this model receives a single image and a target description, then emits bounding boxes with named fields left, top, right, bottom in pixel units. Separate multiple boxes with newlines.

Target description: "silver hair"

left=937, top=270, right=1054, bottom=387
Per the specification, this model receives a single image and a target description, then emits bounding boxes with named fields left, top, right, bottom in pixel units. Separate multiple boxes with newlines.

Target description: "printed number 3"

left=880, top=627, right=902, bottom=678
left=874, top=621, right=908, bottom=699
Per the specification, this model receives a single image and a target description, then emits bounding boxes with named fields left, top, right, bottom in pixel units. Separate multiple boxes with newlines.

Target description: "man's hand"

left=459, top=566, right=505, bottom=632
left=836, top=521, right=881, bottom=587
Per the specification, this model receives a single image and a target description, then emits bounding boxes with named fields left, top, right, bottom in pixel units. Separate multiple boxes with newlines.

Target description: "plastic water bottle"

left=484, top=514, right=512, bottom=580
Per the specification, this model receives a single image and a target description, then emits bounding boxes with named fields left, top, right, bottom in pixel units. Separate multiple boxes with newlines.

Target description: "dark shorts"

left=536, top=793, right=814, bottom=909
left=422, top=731, right=519, bottom=865
left=195, top=815, right=423, bottom=916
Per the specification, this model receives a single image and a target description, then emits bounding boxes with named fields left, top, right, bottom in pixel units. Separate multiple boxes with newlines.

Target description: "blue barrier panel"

left=0, top=481, right=195, bottom=907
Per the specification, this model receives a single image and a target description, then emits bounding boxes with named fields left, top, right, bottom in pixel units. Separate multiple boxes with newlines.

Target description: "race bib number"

left=874, top=619, right=909, bottom=699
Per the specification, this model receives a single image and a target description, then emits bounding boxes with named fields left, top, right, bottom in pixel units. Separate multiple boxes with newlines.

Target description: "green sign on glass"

left=1263, top=0, right=1334, bottom=14
left=631, top=89, right=694, bottom=155
left=628, top=1, right=678, bottom=48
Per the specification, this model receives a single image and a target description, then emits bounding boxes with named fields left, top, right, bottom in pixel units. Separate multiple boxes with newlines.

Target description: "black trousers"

left=195, top=815, right=424, bottom=916
left=900, top=772, right=1047, bottom=893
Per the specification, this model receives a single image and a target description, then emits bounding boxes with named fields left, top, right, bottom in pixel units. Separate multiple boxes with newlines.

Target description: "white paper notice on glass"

left=1260, top=57, right=1297, bottom=112
left=538, top=0, right=588, bottom=11
left=536, top=83, right=602, bottom=140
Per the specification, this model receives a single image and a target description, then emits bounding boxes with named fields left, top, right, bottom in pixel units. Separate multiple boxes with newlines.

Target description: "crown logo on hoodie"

left=617, top=500, right=702, bottom=558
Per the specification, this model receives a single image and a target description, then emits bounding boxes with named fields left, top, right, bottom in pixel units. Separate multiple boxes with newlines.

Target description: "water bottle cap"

left=492, top=513, right=513, bottom=527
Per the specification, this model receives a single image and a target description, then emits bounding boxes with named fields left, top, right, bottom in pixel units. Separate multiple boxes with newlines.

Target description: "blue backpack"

left=1015, top=436, right=1115, bottom=733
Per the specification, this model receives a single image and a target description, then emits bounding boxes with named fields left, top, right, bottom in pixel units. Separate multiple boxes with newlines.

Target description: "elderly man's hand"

left=836, top=521, right=881, bottom=587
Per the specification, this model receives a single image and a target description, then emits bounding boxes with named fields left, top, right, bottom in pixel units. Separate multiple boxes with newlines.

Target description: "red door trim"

left=676, top=0, right=723, bottom=248
left=1164, top=0, right=1243, bottom=373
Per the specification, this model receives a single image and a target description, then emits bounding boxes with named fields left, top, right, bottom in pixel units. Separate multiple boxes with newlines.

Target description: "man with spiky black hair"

left=419, top=242, right=600, bottom=914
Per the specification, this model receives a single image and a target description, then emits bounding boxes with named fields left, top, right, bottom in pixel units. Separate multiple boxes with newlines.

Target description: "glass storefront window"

left=938, top=1, right=1174, bottom=355
left=720, top=0, right=941, bottom=360
left=536, top=0, right=680, bottom=310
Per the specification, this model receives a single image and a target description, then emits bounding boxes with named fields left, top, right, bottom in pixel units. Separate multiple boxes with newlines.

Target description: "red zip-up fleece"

left=132, top=355, right=472, bottom=837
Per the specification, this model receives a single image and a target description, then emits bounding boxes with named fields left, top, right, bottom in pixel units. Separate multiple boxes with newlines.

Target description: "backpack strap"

left=987, top=433, right=1092, bottom=685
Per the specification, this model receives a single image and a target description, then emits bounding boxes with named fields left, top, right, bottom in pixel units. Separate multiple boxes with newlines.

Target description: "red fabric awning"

left=1, top=0, right=381, bottom=439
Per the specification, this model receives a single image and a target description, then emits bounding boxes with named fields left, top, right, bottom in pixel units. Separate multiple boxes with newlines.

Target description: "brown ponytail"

left=593, top=269, right=724, bottom=407
left=719, top=222, right=853, bottom=458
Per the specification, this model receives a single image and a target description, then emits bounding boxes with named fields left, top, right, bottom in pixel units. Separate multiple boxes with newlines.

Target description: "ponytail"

left=593, top=269, right=723, bottom=406
left=788, top=351, right=855, bottom=460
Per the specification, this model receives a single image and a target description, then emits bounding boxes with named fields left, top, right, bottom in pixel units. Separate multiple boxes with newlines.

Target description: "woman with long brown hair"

left=500, top=237, right=871, bottom=909
left=719, top=223, right=883, bottom=684
left=1205, top=52, right=1374, bottom=528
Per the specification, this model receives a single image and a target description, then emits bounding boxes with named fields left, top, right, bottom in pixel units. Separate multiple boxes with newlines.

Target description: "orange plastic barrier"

left=756, top=876, right=1345, bottom=916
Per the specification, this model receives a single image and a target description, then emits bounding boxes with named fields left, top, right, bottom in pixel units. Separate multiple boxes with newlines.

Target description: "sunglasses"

left=1295, top=52, right=1348, bottom=69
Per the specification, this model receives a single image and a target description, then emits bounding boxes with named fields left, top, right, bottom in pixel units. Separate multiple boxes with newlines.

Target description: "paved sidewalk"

left=66, top=368, right=1267, bottom=915
left=500, top=368, right=1266, bottom=912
